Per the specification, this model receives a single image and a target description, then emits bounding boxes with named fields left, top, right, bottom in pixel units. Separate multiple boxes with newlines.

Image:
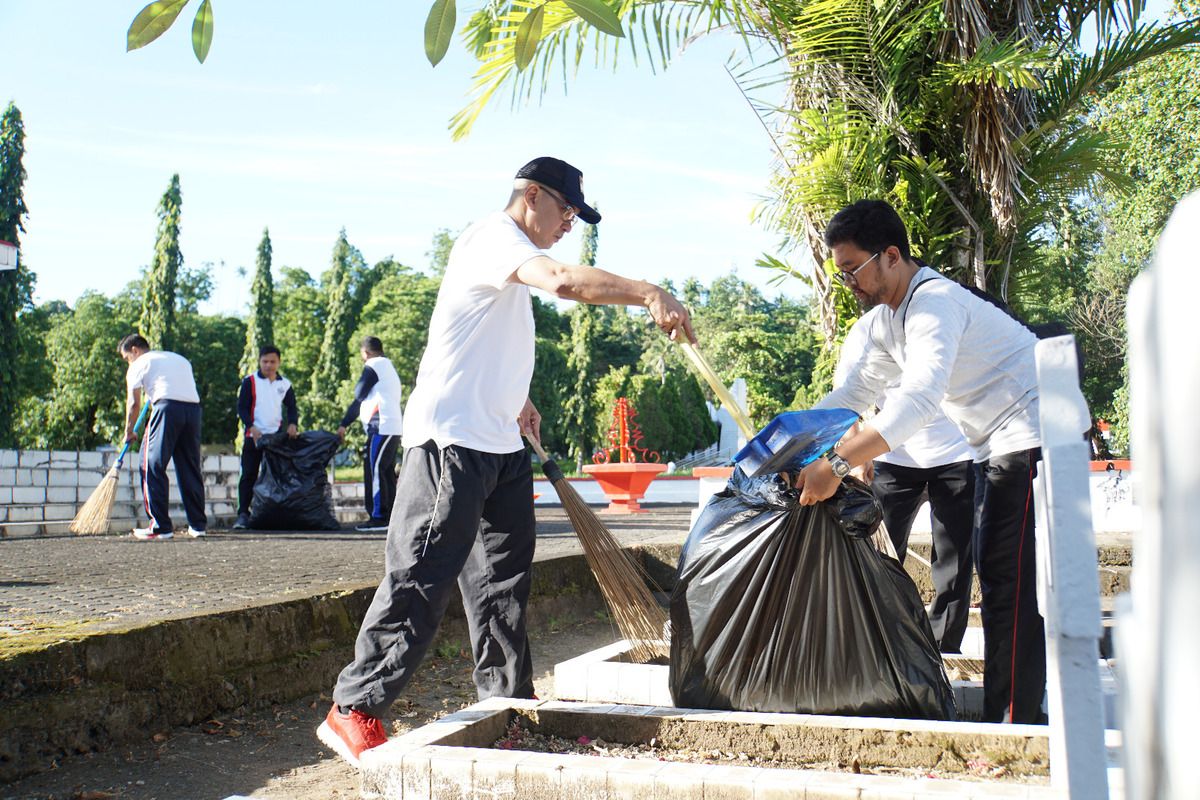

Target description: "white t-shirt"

left=835, top=306, right=975, bottom=468
left=819, top=267, right=1040, bottom=461
left=402, top=212, right=543, bottom=454
left=126, top=351, right=200, bottom=404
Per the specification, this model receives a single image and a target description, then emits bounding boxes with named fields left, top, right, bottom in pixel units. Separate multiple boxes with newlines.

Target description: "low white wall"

left=0, top=449, right=368, bottom=536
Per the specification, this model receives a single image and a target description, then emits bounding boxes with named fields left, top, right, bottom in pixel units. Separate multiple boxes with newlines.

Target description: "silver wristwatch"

left=825, top=450, right=851, bottom=479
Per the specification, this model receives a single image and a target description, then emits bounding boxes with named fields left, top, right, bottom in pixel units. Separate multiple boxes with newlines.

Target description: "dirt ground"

left=1, top=619, right=623, bottom=800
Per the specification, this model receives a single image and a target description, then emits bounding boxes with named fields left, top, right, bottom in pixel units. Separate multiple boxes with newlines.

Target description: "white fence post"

left=1034, top=335, right=1108, bottom=797
left=1118, top=191, right=1200, bottom=800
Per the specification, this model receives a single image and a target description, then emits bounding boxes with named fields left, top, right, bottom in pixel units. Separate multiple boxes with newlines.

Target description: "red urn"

left=581, top=397, right=667, bottom=514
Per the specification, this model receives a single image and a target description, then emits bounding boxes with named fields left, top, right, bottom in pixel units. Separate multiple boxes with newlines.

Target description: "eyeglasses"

left=538, top=184, right=578, bottom=225
left=833, top=252, right=880, bottom=286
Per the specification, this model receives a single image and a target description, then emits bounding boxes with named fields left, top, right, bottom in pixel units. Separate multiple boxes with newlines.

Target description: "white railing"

left=1117, top=191, right=1200, bottom=800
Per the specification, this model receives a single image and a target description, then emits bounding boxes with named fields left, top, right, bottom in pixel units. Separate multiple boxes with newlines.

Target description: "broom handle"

left=526, top=435, right=550, bottom=463
left=677, top=341, right=756, bottom=440
left=113, top=402, right=151, bottom=469
left=524, top=434, right=568, bottom=485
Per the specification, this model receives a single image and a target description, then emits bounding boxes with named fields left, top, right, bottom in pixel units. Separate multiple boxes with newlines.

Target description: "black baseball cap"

left=515, top=156, right=601, bottom=225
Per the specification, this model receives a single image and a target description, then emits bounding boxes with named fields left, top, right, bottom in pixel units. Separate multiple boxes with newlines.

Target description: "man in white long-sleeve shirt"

left=797, top=199, right=1045, bottom=724
left=836, top=307, right=976, bottom=654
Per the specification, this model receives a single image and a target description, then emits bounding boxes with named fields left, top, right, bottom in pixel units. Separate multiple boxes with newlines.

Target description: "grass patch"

left=333, top=465, right=360, bottom=483
left=0, top=617, right=107, bottom=659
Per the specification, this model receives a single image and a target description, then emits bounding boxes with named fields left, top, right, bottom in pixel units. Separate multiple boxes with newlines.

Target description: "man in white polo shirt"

left=119, top=333, right=206, bottom=540
left=337, top=336, right=404, bottom=532
left=233, top=344, right=299, bottom=530
left=318, top=156, right=695, bottom=767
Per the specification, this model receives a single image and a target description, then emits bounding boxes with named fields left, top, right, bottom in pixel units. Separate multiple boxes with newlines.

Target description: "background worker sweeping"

left=233, top=345, right=299, bottom=530
left=337, top=336, right=403, bottom=532
left=317, top=156, right=695, bottom=768
left=118, top=334, right=207, bottom=540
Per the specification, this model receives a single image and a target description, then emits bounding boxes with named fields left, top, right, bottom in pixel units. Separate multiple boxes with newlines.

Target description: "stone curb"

left=0, top=543, right=682, bottom=783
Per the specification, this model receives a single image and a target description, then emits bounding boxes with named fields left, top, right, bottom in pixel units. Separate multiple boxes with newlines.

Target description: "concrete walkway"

left=0, top=505, right=694, bottom=638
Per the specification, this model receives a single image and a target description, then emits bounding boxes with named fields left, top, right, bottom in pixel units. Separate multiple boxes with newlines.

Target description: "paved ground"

left=0, top=505, right=693, bottom=636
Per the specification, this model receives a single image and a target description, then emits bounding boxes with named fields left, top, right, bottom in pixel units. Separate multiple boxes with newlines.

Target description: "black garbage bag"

left=248, top=431, right=341, bottom=531
left=669, top=468, right=956, bottom=720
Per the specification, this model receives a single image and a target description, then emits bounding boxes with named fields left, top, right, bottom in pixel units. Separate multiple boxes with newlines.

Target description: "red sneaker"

left=317, top=703, right=388, bottom=767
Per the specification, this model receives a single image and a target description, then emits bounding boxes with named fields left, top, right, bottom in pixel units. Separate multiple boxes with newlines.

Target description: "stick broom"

left=70, top=403, right=150, bottom=535
left=528, top=436, right=667, bottom=662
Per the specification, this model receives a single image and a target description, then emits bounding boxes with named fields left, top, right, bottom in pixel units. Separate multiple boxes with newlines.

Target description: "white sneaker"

left=132, top=526, right=173, bottom=540
left=187, top=527, right=207, bottom=538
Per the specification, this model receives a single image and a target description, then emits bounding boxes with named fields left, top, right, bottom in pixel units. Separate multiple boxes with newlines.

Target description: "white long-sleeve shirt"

left=835, top=305, right=975, bottom=468
left=817, top=266, right=1040, bottom=462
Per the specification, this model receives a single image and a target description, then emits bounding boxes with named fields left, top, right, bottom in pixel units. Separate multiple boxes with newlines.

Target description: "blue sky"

left=0, top=2, right=792, bottom=316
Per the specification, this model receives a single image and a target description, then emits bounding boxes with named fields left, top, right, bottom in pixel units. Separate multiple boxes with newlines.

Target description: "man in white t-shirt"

left=233, top=344, right=299, bottom=530
left=118, top=333, right=207, bottom=540
left=836, top=307, right=976, bottom=653
left=318, top=156, right=695, bottom=767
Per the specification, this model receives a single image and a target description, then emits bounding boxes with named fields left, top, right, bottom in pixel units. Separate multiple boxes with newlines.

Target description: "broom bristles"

left=551, top=475, right=668, bottom=663
left=69, top=465, right=122, bottom=535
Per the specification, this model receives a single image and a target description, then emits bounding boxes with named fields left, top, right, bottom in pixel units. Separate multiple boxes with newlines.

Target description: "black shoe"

left=355, top=519, right=388, bottom=532
left=232, top=513, right=251, bottom=530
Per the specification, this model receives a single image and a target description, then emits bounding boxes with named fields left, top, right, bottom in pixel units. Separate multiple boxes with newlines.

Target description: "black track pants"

left=872, top=459, right=975, bottom=653
left=333, top=440, right=536, bottom=716
left=975, top=448, right=1046, bottom=724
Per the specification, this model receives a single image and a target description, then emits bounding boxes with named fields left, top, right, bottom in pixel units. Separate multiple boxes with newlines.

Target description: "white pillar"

left=1118, top=191, right=1200, bottom=800
left=1034, top=336, right=1108, bottom=797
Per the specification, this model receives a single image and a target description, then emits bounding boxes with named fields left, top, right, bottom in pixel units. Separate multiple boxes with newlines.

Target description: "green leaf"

left=561, top=0, right=625, bottom=38
left=514, top=5, right=546, bottom=71
left=127, top=0, right=191, bottom=52
left=191, top=0, right=213, bottom=63
left=424, top=0, right=457, bottom=67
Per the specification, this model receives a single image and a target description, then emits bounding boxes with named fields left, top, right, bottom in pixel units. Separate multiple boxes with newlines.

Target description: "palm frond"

left=450, top=0, right=767, bottom=139
left=1037, top=18, right=1200, bottom=128
left=932, top=36, right=1052, bottom=90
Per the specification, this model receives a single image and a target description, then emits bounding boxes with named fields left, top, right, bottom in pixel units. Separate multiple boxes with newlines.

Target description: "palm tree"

left=449, top=0, right=1200, bottom=347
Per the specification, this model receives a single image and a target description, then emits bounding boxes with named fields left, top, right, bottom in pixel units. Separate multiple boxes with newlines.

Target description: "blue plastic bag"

left=733, top=408, right=859, bottom=477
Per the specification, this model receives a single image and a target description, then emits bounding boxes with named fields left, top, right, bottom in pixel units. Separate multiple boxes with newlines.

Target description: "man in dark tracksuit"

left=316, top=156, right=696, bottom=768
left=337, top=336, right=404, bottom=532
left=233, top=345, right=299, bottom=529
left=119, top=333, right=207, bottom=540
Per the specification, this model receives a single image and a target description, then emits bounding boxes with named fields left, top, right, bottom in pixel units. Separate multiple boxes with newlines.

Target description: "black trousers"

left=362, top=430, right=400, bottom=521
left=237, top=436, right=263, bottom=515
left=333, top=440, right=536, bottom=717
left=139, top=400, right=206, bottom=533
left=975, top=448, right=1046, bottom=723
left=872, top=459, right=975, bottom=653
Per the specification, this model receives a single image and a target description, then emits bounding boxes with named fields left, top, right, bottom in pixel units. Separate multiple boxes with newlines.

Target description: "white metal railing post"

left=1118, top=191, right=1200, bottom=800
left=1034, top=335, right=1108, bottom=797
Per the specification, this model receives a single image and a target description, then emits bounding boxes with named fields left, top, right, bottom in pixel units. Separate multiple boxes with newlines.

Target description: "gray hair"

left=508, top=178, right=536, bottom=208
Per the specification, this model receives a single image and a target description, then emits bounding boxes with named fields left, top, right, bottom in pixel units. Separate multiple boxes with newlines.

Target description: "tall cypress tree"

left=563, top=214, right=601, bottom=468
left=0, top=102, right=30, bottom=447
left=311, top=229, right=355, bottom=399
left=241, top=226, right=274, bottom=376
left=140, top=173, right=183, bottom=350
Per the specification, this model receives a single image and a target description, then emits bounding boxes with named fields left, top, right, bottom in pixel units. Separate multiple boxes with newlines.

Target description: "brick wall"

left=0, top=449, right=366, bottom=537
left=0, top=449, right=239, bottom=537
